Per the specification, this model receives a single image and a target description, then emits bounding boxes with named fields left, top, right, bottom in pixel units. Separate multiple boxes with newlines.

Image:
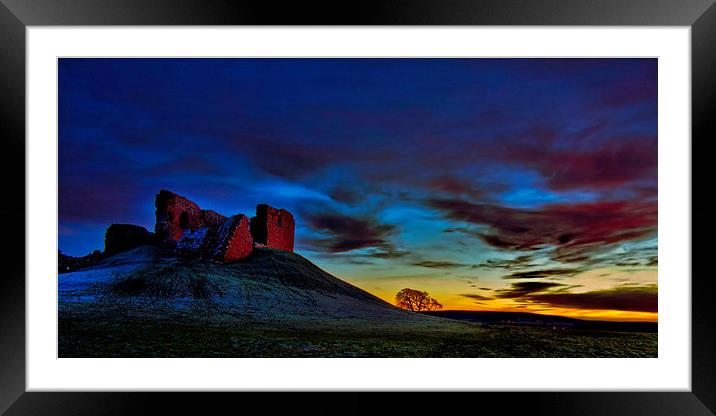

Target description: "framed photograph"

left=2, top=0, right=712, bottom=414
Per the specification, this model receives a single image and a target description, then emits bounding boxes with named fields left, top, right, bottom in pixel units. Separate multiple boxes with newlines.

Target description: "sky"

left=59, top=58, right=658, bottom=322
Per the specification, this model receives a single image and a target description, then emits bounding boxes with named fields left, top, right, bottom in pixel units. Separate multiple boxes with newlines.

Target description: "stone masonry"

left=154, top=189, right=227, bottom=244
left=250, top=204, right=295, bottom=252
left=104, top=224, right=155, bottom=257
left=137, top=189, right=295, bottom=263
left=212, top=215, right=254, bottom=262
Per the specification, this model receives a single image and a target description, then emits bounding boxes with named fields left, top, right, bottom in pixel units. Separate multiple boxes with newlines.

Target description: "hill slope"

left=58, top=246, right=657, bottom=358
left=59, top=246, right=442, bottom=327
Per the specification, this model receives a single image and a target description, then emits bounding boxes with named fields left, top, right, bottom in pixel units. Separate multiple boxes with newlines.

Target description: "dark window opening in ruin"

left=277, top=216, right=282, bottom=227
left=179, top=211, right=189, bottom=229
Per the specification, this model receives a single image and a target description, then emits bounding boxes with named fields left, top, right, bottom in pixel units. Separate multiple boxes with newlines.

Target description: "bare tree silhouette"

left=395, top=288, right=443, bottom=312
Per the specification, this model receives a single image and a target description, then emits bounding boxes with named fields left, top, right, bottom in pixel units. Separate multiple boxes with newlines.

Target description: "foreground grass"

left=59, top=312, right=657, bottom=358
left=59, top=248, right=657, bottom=358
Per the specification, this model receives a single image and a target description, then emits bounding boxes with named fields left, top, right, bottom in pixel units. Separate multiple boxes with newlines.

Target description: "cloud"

left=525, top=284, right=657, bottom=312
left=474, top=255, right=537, bottom=270
left=325, top=111, right=650, bottom=200
left=495, top=282, right=567, bottom=299
left=596, top=62, right=657, bottom=107
left=58, top=58, right=658, bottom=275
left=368, top=249, right=411, bottom=259
left=412, top=260, right=469, bottom=269
left=59, top=171, right=150, bottom=224
left=460, top=293, right=493, bottom=301
left=502, top=268, right=583, bottom=280
left=234, top=138, right=345, bottom=180
left=428, top=198, right=657, bottom=263
left=427, top=176, right=484, bottom=199
left=258, top=181, right=332, bottom=202
left=143, top=156, right=224, bottom=177
left=483, top=131, right=657, bottom=192
left=540, top=138, right=657, bottom=191
left=577, top=242, right=657, bottom=269
left=300, top=210, right=399, bottom=254
left=310, top=247, right=411, bottom=265
left=329, top=187, right=367, bottom=205
left=228, top=134, right=398, bottom=183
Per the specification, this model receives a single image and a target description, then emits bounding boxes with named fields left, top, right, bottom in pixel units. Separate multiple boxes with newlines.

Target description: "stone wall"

left=100, top=190, right=295, bottom=263
left=154, top=189, right=229, bottom=245
left=104, top=224, right=155, bottom=256
left=155, top=189, right=204, bottom=243
left=200, top=209, right=227, bottom=230
left=250, top=204, right=295, bottom=252
left=212, top=215, right=254, bottom=262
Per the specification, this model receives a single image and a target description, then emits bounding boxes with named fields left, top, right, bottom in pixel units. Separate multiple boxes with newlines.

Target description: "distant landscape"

left=59, top=244, right=656, bottom=358
left=59, top=58, right=658, bottom=358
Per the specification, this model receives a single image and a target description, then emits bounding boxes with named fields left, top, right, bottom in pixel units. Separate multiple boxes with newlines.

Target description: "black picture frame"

left=1, top=0, right=712, bottom=414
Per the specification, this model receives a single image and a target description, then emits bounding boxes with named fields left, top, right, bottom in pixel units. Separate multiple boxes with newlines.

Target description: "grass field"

left=58, top=246, right=657, bottom=358
left=59, top=311, right=657, bottom=358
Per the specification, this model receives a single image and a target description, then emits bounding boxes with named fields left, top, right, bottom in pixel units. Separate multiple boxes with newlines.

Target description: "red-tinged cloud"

left=428, top=198, right=657, bottom=262
left=491, top=136, right=657, bottom=191
left=597, top=63, right=657, bottom=108
left=300, top=210, right=399, bottom=254
left=238, top=138, right=342, bottom=180
left=427, top=176, right=485, bottom=199
left=525, top=285, right=658, bottom=312
left=542, top=138, right=656, bottom=191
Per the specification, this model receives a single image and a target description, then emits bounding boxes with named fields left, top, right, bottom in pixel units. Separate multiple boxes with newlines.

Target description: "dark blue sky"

left=59, top=58, right=658, bottom=317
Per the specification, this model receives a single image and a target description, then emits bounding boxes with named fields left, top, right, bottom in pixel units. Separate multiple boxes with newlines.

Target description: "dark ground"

left=58, top=246, right=658, bottom=358
left=59, top=311, right=657, bottom=358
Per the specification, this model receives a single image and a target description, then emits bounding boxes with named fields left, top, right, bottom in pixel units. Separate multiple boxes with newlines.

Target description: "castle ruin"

left=103, top=189, right=295, bottom=263
left=251, top=204, right=295, bottom=252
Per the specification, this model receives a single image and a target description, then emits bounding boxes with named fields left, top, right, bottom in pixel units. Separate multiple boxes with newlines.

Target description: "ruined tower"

left=250, top=204, right=295, bottom=252
left=154, top=189, right=227, bottom=244
left=212, top=214, right=254, bottom=262
left=104, top=224, right=155, bottom=256
left=103, top=190, right=299, bottom=263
